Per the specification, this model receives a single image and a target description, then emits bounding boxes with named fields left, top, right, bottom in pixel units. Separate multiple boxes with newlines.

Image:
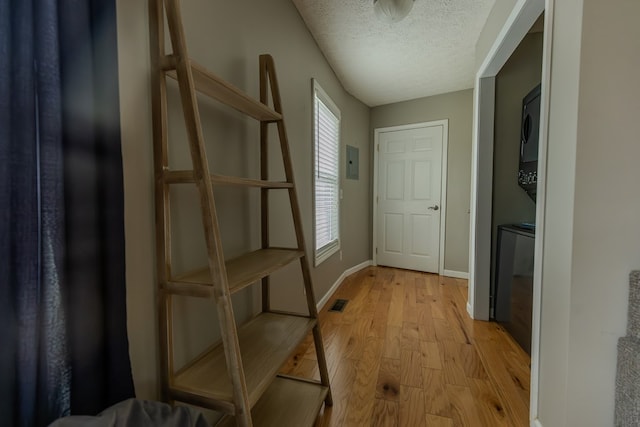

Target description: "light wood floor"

left=280, top=266, right=531, bottom=427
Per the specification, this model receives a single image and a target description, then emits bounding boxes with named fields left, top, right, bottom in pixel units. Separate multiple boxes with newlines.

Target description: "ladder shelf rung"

left=164, top=170, right=293, bottom=188
left=171, top=248, right=303, bottom=295
left=171, top=313, right=317, bottom=413
left=166, top=59, right=282, bottom=122
left=162, top=281, right=212, bottom=298
left=160, top=54, right=177, bottom=71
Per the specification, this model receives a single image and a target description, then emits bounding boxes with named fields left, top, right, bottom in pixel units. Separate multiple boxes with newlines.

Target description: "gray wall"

left=116, top=0, right=371, bottom=399
left=491, top=31, right=542, bottom=287
left=371, top=90, right=473, bottom=273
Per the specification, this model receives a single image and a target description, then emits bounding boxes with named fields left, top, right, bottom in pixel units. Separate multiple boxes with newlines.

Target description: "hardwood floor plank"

left=364, top=288, right=382, bottom=314
left=376, top=357, right=401, bottom=401
left=372, top=399, right=399, bottom=427
left=316, top=357, right=358, bottom=427
left=399, top=385, right=426, bottom=427
left=344, top=337, right=384, bottom=425
left=430, top=299, right=446, bottom=320
left=325, top=322, right=355, bottom=379
left=474, top=339, right=529, bottom=427
left=401, top=322, right=420, bottom=352
left=425, top=414, right=454, bottom=427
left=291, top=357, right=320, bottom=380
left=468, top=378, right=511, bottom=427
left=369, top=300, right=390, bottom=339
left=415, top=276, right=429, bottom=304
left=426, top=275, right=442, bottom=297
left=501, top=349, right=531, bottom=411
left=388, top=277, right=405, bottom=328
left=402, top=273, right=419, bottom=323
left=423, top=368, right=451, bottom=418
left=417, top=303, right=437, bottom=342
left=433, top=318, right=455, bottom=342
left=400, top=350, right=424, bottom=388
left=281, top=266, right=531, bottom=427
left=439, top=342, right=468, bottom=387
left=420, top=341, right=442, bottom=370
left=343, top=315, right=371, bottom=361
left=342, top=278, right=372, bottom=326
left=446, top=384, right=481, bottom=427
left=383, top=325, right=402, bottom=360
left=459, top=344, right=489, bottom=380
left=377, top=270, right=395, bottom=304
left=280, top=342, right=309, bottom=375
left=442, top=295, right=472, bottom=345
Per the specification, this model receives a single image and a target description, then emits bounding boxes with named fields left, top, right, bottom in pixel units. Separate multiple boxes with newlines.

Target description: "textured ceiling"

left=291, top=0, right=495, bottom=107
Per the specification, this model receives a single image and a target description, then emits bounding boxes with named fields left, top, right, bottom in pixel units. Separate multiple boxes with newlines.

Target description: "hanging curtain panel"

left=0, top=0, right=134, bottom=425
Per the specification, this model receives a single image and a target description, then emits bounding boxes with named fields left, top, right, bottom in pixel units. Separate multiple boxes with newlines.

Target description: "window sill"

left=314, top=242, right=340, bottom=267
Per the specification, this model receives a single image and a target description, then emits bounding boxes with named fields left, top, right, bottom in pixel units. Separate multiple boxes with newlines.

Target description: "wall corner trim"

left=532, top=419, right=544, bottom=427
left=443, top=269, right=469, bottom=280
left=316, top=260, right=373, bottom=310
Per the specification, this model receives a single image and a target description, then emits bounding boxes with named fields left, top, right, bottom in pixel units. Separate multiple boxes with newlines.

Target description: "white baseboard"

left=532, top=419, right=543, bottom=427
left=467, top=301, right=474, bottom=319
left=443, top=269, right=469, bottom=279
left=316, top=260, right=373, bottom=310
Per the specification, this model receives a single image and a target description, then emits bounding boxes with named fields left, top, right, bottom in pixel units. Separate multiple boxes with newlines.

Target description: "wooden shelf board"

left=166, top=60, right=282, bottom=122
left=215, top=376, right=328, bottom=427
left=164, top=170, right=292, bottom=188
left=162, top=281, right=211, bottom=298
left=172, top=248, right=303, bottom=295
left=171, top=313, right=317, bottom=410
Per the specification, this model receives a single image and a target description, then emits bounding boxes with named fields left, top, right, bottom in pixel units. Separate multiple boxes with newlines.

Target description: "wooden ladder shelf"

left=149, top=0, right=332, bottom=425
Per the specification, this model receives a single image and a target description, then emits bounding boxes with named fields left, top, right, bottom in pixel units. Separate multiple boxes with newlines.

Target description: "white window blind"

left=313, top=80, right=340, bottom=265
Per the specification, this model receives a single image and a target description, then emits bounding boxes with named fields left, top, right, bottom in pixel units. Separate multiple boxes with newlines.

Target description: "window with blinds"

left=313, top=80, right=340, bottom=266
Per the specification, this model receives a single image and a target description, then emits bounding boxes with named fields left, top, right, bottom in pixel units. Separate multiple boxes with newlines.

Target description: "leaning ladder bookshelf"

left=148, top=0, right=333, bottom=425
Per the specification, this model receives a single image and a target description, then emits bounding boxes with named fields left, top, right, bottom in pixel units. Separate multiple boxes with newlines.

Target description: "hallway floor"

left=280, top=266, right=531, bottom=426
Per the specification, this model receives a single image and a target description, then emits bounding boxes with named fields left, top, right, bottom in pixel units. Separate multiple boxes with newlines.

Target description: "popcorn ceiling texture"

left=291, top=0, right=495, bottom=106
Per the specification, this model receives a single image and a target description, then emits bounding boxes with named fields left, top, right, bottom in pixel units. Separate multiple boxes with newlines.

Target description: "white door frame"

left=468, top=0, right=552, bottom=425
left=373, top=120, right=449, bottom=275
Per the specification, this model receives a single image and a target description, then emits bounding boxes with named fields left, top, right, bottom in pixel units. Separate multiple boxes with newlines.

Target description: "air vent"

left=329, top=299, right=348, bottom=313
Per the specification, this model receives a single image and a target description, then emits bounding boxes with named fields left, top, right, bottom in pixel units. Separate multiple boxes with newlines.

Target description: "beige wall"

left=116, top=0, right=371, bottom=399
left=475, top=0, right=519, bottom=70
left=491, top=32, right=542, bottom=285
left=371, top=90, right=473, bottom=273
left=550, top=0, right=640, bottom=425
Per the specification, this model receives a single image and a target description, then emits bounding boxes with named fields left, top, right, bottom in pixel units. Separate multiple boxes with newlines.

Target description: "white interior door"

left=376, top=124, right=444, bottom=273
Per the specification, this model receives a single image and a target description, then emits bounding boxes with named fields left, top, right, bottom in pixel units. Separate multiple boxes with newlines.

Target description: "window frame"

left=312, top=79, right=341, bottom=266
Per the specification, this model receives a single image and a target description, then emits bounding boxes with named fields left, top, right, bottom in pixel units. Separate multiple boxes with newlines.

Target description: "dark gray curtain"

left=0, top=0, right=134, bottom=425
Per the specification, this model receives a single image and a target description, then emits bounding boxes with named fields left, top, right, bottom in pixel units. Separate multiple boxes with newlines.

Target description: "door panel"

left=412, top=160, right=431, bottom=200
left=384, top=214, right=403, bottom=253
left=376, top=124, right=444, bottom=273
left=385, top=161, right=405, bottom=200
left=410, top=214, right=430, bottom=256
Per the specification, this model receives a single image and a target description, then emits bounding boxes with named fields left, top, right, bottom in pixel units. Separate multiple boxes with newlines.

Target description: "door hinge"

left=376, top=247, right=378, bottom=254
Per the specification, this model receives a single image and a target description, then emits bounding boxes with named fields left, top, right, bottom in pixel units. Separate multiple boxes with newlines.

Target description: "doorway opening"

left=468, top=0, right=552, bottom=424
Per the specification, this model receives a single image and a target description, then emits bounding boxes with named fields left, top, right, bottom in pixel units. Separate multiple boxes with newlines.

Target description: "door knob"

left=428, top=205, right=439, bottom=211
